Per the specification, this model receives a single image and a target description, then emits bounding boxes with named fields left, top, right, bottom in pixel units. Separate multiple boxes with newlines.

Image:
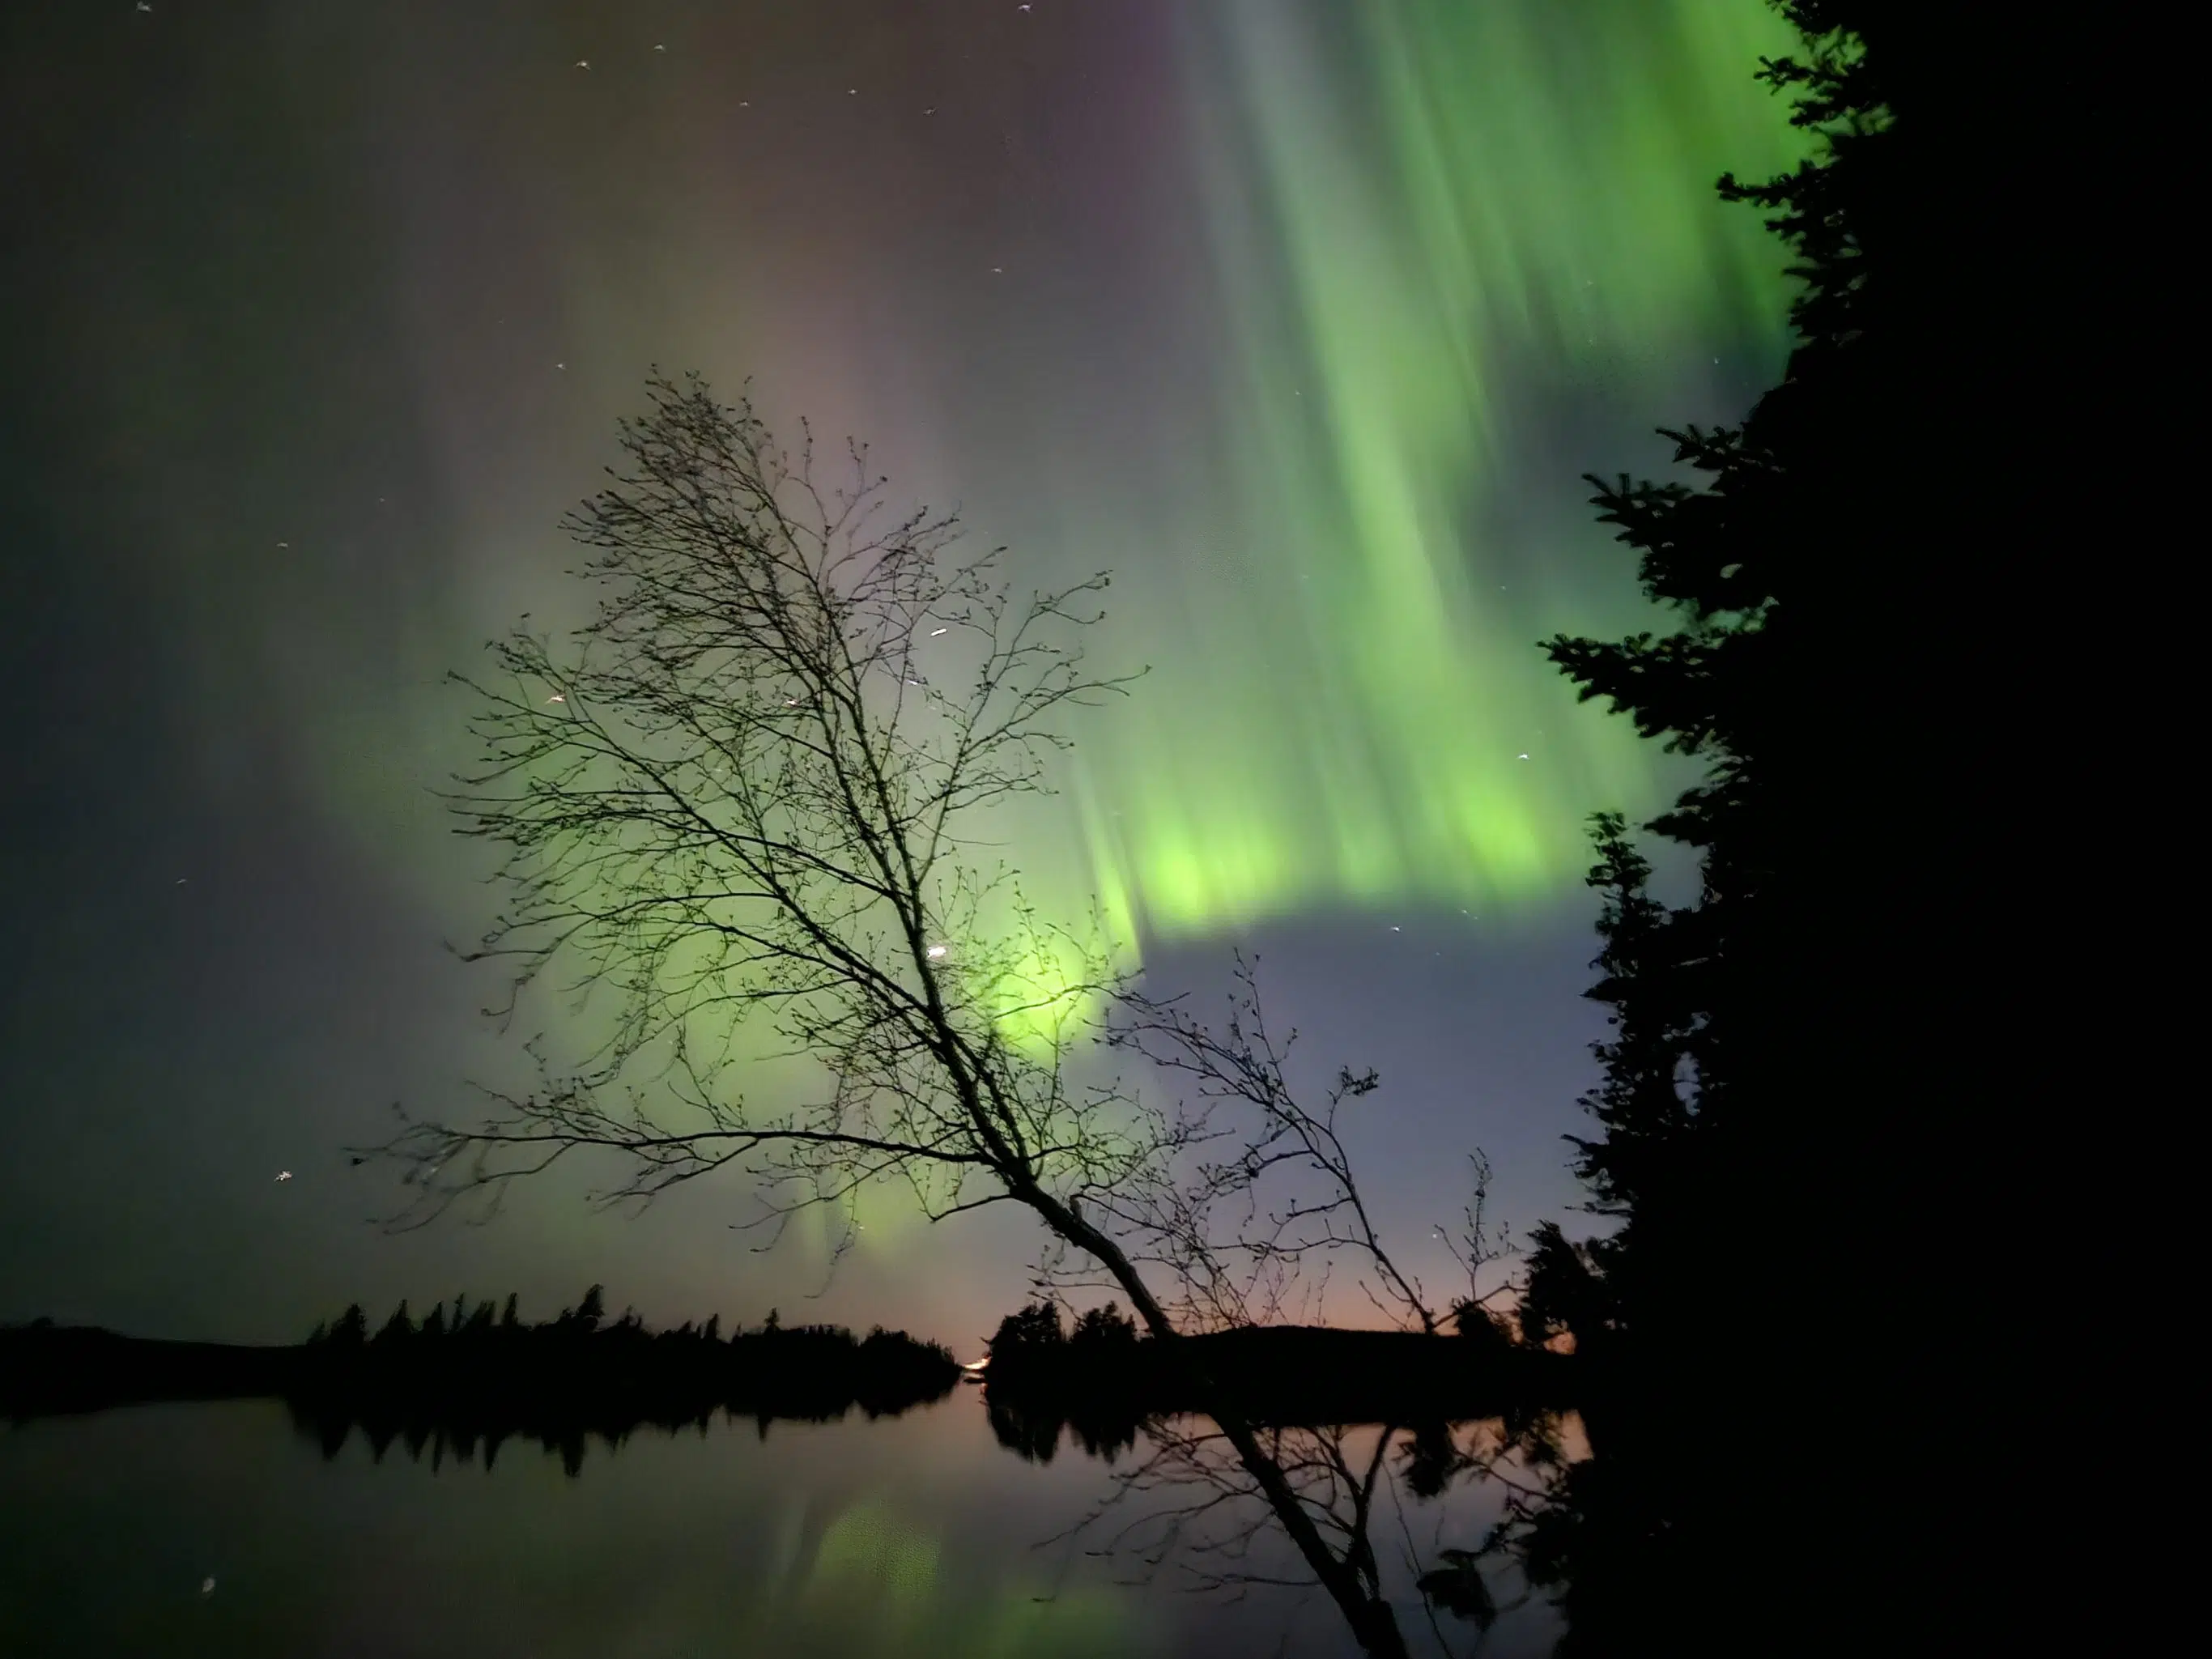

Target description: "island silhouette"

left=1, top=1288, right=961, bottom=1474
left=976, top=1300, right=1570, bottom=1462
left=3, top=1291, right=1570, bottom=1474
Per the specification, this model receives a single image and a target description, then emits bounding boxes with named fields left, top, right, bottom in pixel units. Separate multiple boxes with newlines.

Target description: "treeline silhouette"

left=1, top=1289, right=959, bottom=1475
left=977, top=1301, right=1568, bottom=1463
left=1481, top=5, right=2087, bottom=1652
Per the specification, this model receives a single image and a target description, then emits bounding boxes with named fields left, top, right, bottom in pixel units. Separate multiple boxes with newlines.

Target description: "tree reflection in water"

left=986, top=1376, right=1593, bottom=1657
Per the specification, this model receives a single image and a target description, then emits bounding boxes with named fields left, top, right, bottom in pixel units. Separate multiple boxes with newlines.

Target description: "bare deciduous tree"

left=1092, top=956, right=1445, bottom=1336
left=376, top=374, right=1516, bottom=1656
left=386, top=372, right=1148, bottom=1257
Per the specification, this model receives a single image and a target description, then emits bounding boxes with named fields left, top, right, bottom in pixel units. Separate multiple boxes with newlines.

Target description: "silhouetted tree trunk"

left=371, top=374, right=1436, bottom=1652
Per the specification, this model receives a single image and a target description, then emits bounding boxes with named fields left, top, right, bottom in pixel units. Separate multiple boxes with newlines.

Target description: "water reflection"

left=2, top=1300, right=963, bottom=1480
left=0, top=1391, right=1567, bottom=1656
left=976, top=1301, right=1585, bottom=1656
left=990, top=1393, right=1580, bottom=1657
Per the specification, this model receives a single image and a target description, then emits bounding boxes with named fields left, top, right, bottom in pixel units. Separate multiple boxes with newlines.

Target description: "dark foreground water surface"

left=0, top=1392, right=1562, bottom=1657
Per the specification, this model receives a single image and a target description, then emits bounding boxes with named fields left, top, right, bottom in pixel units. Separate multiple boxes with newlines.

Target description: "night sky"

left=1, top=1, right=1802, bottom=1350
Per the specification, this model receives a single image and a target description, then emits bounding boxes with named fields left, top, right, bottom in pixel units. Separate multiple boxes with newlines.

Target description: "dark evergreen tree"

left=374, top=1300, right=414, bottom=1346
left=988, top=1301, right=1065, bottom=1356
left=1536, top=3, right=1979, bottom=1358
left=1509, top=5, right=2069, bottom=1648
left=1070, top=1304, right=1138, bottom=1351
left=1516, top=1223, right=1614, bottom=1355
left=569, top=1285, right=606, bottom=1334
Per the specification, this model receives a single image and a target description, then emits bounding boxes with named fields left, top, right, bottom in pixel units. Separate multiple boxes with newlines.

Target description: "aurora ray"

left=1022, top=0, right=1809, bottom=946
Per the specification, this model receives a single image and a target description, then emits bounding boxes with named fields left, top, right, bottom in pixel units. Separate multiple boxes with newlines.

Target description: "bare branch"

left=361, top=374, right=1461, bottom=1657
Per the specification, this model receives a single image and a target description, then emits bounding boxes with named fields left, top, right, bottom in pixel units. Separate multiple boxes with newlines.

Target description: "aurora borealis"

left=4, top=0, right=1797, bottom=1355
left=1, top=4, right=1814, bottom=1650
left=1061, top=0, right=1804, bottom=939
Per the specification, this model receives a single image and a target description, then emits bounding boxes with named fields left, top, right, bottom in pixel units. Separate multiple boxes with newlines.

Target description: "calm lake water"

left=0, top=1389, right=1563, bottom=1657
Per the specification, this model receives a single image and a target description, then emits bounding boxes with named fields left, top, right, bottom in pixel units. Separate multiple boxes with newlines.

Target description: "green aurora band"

left=287, top=2, right=1815, bottom=1058
left=1049, top=0, right=1807, bottom=947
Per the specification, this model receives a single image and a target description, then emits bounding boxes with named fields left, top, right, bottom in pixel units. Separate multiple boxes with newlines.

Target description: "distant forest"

left=1, top=1289, right=961, bottom=1474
